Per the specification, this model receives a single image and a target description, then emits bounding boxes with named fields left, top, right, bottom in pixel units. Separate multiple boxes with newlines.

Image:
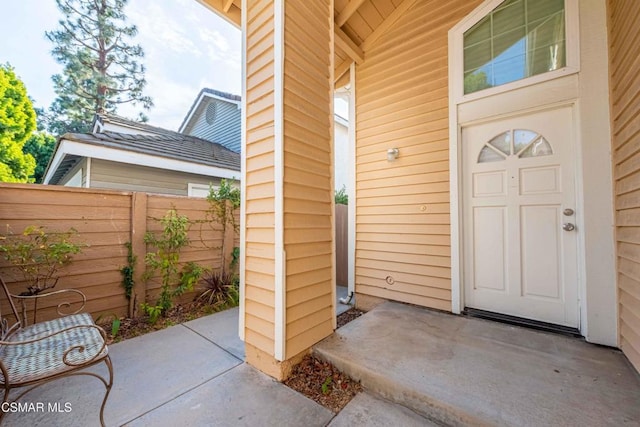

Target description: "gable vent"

left=205, top=102, right=217, bottom=125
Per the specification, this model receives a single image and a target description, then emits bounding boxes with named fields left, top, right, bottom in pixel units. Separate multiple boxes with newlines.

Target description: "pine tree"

left=0, top=64, right=36, bottom=183
left=46, top=0, right=153, bottom=135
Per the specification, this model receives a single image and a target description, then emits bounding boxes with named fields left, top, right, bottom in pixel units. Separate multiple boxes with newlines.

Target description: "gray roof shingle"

left=63, top=131, right=240, bottom=171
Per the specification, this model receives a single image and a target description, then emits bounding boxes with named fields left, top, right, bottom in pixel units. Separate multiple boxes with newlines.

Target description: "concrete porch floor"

left=314, top=301, right=640, bottom=426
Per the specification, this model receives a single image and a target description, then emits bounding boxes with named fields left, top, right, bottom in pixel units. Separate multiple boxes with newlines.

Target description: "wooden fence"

left=0, top=184, right=237, bottom=322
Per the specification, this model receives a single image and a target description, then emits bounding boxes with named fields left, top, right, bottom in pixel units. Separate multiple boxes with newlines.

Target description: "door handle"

left=562, top=223, right=575, bottom=231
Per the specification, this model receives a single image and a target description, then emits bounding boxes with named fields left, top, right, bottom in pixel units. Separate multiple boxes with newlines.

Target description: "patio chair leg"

left=0, top=385, right=9, bottom=424
left=99, top=355, right=114, bottom=427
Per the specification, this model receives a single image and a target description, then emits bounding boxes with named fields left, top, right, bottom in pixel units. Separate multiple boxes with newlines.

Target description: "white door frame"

left=448, top=0, right=617, bottom=346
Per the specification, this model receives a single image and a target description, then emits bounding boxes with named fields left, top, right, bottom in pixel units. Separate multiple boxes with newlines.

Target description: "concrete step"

left=328, top=392, right=439, bottom=427
left=314, top=342, right=468, bottom=427
left=313, top=301, right=640, bottom=427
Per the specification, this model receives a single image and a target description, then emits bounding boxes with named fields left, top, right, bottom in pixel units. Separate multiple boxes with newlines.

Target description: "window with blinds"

left=463, top=0, right=566, bottom=95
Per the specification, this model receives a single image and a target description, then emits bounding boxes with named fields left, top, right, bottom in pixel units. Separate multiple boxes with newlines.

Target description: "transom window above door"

left=478, top=129, right=553, bottom=163
left=463, top=0, right=566, bottom=95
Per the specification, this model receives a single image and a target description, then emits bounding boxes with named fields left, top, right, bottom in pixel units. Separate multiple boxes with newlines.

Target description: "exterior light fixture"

left=387, top=148, right=399, bottom=162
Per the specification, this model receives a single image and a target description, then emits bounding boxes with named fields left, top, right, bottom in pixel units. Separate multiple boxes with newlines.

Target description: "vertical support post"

left=130, top=192, right=147, bottom=317
left=242, top=0, right=334, bottom=380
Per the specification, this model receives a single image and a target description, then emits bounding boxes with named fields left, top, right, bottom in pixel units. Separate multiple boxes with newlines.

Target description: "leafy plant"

left=0, top=225, right=84, bottom=295
left=140, top=302, right=163, bottom=324
left=197, top=270, right=238, bottom=308
left=142, top=208, right=202, bottom=323
left=203, top=179, right=240, bottom=275
left=335, top=186, right=348, bottom=205
left=230, top=246, right=240, bottom=272
left=96, top=313, right=121, bottom=338
left=321, top=376, right=333, bottom=395
left=175, top=262, right=203, bottom=297
left=120, top=242, right=136, bottom=301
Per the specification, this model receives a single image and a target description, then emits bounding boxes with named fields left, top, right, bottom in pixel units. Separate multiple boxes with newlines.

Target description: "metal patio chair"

left=0, top=275, right=113, bottom=426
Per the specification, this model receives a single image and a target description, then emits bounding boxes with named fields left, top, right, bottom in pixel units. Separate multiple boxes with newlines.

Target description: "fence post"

left=130, top=192, right=148, bottom=317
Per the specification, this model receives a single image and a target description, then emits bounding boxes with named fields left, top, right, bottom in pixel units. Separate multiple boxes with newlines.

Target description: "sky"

left=0, top=0, right=242, bottom=131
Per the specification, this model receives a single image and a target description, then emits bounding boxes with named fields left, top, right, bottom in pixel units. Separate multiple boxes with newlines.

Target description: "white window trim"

left=450, top=0, right=580, bottom=105
left=187, top=183, right=217, bottom=198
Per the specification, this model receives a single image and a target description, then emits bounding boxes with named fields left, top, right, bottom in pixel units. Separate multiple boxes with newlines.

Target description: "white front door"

left=462, top=106, right=579, bottom=328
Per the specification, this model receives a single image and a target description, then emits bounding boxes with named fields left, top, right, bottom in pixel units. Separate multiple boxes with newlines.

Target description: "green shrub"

left=0, top=225, right=84, bottom=295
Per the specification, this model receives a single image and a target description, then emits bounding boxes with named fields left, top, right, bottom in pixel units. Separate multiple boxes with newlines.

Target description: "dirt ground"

left=284, top=308, right=366, bottom=413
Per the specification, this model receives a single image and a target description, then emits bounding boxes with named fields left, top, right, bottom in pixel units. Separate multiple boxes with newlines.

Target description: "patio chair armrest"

left=12, top=288, right=87, bottom=317
left=0, top=323, right=108, bottom=367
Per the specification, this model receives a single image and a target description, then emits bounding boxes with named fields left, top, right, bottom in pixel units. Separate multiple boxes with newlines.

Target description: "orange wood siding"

left=283, top=0, right=334, bottom=359
left=244, top=0, right=277, bottom=356
left=609, top=0, right=640, bottom=371
left=354, top=0, right=482, bottom=311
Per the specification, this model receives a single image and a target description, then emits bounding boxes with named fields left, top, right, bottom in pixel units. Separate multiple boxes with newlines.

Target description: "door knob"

left=562, top=223, right=575, bottom=231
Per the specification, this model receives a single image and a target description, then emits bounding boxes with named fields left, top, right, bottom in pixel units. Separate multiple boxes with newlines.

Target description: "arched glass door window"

left=478, top=129, right=553, bottom=163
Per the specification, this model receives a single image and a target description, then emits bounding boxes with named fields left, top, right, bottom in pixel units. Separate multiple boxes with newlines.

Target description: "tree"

left=46, top=0, right=153, bottom=135
left=23, top=132, right=57, bottom=183
left=0, top=64, right=36, bottom=183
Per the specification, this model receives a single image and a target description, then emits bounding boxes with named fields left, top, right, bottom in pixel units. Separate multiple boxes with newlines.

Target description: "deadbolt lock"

left=563, top=208, right=574, bottom=216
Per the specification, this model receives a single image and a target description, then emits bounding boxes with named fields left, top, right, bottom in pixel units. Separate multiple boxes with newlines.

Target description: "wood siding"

left=0, top=184, right=236, bottom=323
left=609, top=0, right=640, bottom=371
left=354, top=0, right=482, bottom=311
left=283, top=0, right=334, bottom=359
left=244, top=0, right=277, bottom=356
left=186, top=99, right=242, bottom=153
left=90, top=159, right=223, bottom=196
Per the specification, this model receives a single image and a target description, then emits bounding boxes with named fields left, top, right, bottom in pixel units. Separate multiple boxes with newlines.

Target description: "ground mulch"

left=284, top=355, right=363, bottom=413
left=336, top=307, right=365, bottom=328
left=283, top=307, right=366, bottom=413
left=98, top=300, right=221, bottom=343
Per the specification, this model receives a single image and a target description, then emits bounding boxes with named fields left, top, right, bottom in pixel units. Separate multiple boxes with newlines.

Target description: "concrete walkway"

left=314, top=301, right=640, bottom=427
left=3, top=306, right=410, bottom=427
left=8, top=300, right=635, bottom=426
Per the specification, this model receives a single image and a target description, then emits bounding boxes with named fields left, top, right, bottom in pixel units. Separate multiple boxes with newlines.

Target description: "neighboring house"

left=179, top=88, right=349, bottom=191
left=43, top=114, right=240, bottom=197
left=179, top=88, right=242, bottom=153
left=199, top=0, right=640, bottom=380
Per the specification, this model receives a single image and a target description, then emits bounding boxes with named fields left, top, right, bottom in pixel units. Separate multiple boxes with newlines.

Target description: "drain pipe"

left=339, top=291, right=354, bottom=305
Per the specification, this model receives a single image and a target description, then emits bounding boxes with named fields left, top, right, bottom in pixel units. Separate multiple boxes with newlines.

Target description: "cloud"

left=119, top=0, right=241, bottom=129
left=127, top=1, right=202, bottom=58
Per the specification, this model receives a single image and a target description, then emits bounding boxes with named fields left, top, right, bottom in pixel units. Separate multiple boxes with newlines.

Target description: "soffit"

left=198, top=0, right=412, bottom=86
